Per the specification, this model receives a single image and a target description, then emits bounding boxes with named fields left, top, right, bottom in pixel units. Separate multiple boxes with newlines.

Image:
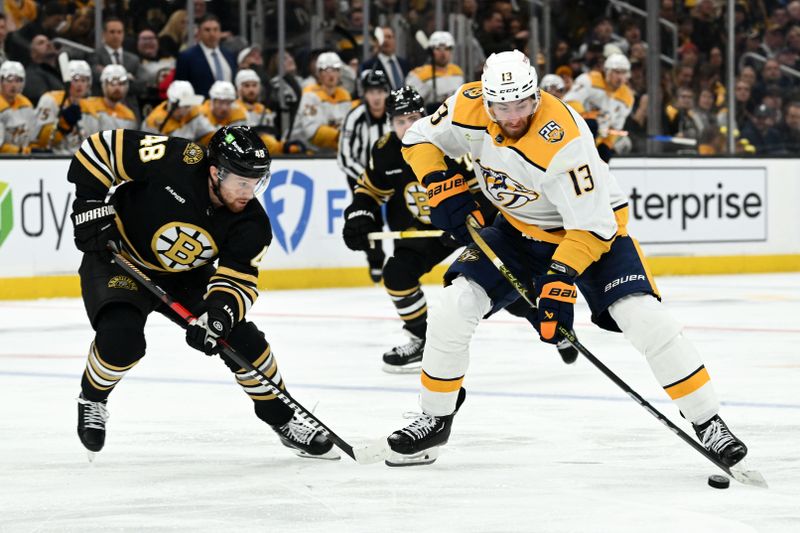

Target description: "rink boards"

left=0, top=156, right=799, bottom=299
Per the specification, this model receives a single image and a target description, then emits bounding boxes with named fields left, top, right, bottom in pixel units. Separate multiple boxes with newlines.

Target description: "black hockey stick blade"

left=108, top=243, right=389, bottom=465
left=464, top=217, right=768, bottom=488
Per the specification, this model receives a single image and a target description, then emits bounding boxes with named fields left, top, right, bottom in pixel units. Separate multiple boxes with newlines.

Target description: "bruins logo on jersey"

left=404, top=182, right=431, bottom=224
left=538, top=120, right=564, bottom=143
left=153, top=222, right=218, bottom=271
left=462, top=87, right=483, bottom=99
left=480, top=164, right=540, bottom=209
left=183, top=143, right=204, bottom=164
left=107, top=275, right=138, bottom=291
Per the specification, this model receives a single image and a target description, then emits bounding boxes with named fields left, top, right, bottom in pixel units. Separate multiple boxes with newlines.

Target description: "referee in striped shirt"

left=338, top=69, right=391, bottom=282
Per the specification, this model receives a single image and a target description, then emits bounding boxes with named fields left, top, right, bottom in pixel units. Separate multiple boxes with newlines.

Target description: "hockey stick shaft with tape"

left=464, top=215, right=766, bottom=488
left=367, top=229, right=443, bottom=241
left=108, top=243, right=387, bottom=464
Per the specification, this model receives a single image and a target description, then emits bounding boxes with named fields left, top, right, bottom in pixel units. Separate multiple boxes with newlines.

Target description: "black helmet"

left=207, top=126, right=271, bottom=180
left=361, top=69, right=390, bottom=92
left=386, top=86, right=426, bottom=118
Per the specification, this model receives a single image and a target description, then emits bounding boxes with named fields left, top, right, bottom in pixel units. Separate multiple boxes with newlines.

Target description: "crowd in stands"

left=0, top=0, right=799, bottom=157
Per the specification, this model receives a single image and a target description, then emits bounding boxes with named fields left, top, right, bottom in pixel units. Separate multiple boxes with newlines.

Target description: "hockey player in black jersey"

left=69, top=126, right=338, bottom=460
left=342, top=87, right=472, bottom=372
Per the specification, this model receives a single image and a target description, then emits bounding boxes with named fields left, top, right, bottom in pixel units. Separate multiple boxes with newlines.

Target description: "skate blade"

left=353, top=439, right=391, bottom=464
left=385, top=447, right=439, bottom=467
left=729, top=461, right=769, bottom=488
left=291, top=447, right=341, bottom=461
left=382, top=362, right=422, bottom=374
left=86, top=450, right=96, bottom=463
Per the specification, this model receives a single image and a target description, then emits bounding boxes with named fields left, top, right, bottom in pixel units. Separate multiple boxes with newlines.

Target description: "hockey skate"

left=693, top=414, right=748, bottom=467
left=77, top=393, right=109, bottom=460
left=556, top=338, right=578, bottom=364
left=382, top=332, right=424, bottom=374
left=272, top=413, right=340, bottom=460
left=385, top=387, right=466, bottom=466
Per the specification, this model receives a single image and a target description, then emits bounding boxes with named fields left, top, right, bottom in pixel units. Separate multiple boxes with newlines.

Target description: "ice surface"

left=1, top=273, right=798, bottom=532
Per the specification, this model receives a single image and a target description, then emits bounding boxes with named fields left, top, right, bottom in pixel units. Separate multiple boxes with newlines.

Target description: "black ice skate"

left=556, top=338, right=578, bottom=364
left=385, top=387, right=466, bottom=466
left=382, top=332, right=424, bottom=374
left=77, top=393, right=109, bottom=460
left=272, top=413, right=341, bottom=460
left=693, top=415, right=748, bottom=467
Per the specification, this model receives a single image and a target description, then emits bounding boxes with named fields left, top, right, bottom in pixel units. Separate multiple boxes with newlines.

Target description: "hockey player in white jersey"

left=0, top=61, right=35, bottom=154
left=141, top=80, right=216, bottom=143
left=33, top=60, right=94, bottom=154
left=386, top=50, right=749, bottom=470
left=563, top=53, right=633, bottom=161
left=405, top=31, right=464, bottom=113
left=83, top=65, right=138, bottom=132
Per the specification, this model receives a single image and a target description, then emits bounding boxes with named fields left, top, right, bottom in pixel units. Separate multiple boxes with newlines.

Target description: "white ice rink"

left=1, top=273, right=798, bottom=532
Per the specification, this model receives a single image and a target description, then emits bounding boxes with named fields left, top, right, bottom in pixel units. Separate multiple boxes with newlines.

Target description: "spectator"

left=175, top=14, right=237, bottom=97
left=741, top=103, right=783, bottom=154
left=136, top=28, right=176, bottom=117
left=361, top=26, right=409, bottom=90
left=691, top=0, right=724, bottom=54
left=266, top=50, right=303, bottom=139
left=141, top=80, right=215, bottom=142
left=578, top=16, right=622, bottom=58
left=618, top=18, right=644, bottom=56
left=717, top=78, right=754, bottom=132
left=695, top=87, right=721, bottom=153
left=3, top=0, right=37, bottom=32
left=739, top=65, right=758, bottom=88
left=91, top=16, right=143, bottom=120
left=84, top=64, right=138, bottom=132
left=475, top=10, right=512, bottom=56
left=629, top=41, right=647, bottom=64
left=754, top=58, right=791, bottom=105
left=0, top=13, right=9, bottom=65
left=674, top=64, right=695, bottom=90
left=201, top=80, right=247, bottom=127
left=776, top=100, right=800, bottom=152
left=61, top=6, right=94, bottom=49
left=666, top=86, right=702, bottom=152
left=32, top=59, right=93, bottom=155
left=760, top=25, right=786, bottom=58
left=292, top=51, right=353, bottom=153
left=158, top=10, right=188, bottom=60
left=0, top=60, right=34, bottom=153
left=789, top=1, right=800, bottom=25
left=6, top=1, right=68, bottom=64
left=552, top=39, right=571, bottom=69
left=22, top=34, right=61, bottom=105
left=787, top=24, right=800, bottom=54
left=405, top=31, right=464, bottom=112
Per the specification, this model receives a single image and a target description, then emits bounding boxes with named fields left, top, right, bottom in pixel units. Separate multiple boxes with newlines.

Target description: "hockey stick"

left=46, top=52, right=72, bottom=151
left=368, top=229, right=443, bottom=241
left=464, top=215, right=767, bottom=488
left=108, top=243, right=389, bottom=465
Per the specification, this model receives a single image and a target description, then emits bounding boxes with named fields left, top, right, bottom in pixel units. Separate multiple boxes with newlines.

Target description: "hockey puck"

left=708, top=474, right=730, bottom=489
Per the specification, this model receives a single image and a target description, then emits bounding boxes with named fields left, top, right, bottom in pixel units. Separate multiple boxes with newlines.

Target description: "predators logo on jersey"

left=479, top=164, right=540, bottom=209
left=538, top=120, right=565, bottom=143
left=457, top=249, right=481, bottom=262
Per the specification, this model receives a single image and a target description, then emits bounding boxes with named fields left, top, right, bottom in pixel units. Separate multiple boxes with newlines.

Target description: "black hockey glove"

left=185, top=304, right=235, bottom=355
left=438, top=231, right=463, bottom=249
left=423, top=170, right=484, bottom=244
left=71, top=198, right=119, bottom=253
left=342, top=199, right=381, bottom=251
left=58, top=103, right=82, bottom=133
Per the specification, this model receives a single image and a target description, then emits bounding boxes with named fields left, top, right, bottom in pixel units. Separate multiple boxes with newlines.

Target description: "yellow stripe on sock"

left=421, top=370, right=463, bottom=393
left=664, top=366, right=710, bottom=400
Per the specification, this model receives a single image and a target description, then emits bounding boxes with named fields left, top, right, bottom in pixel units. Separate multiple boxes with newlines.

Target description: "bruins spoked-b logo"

left=153, top=222, right=217, bottom=271
left=538, top=120, right=565, bottom=143
left=107, top=275, right=138, bottom=291
left=479, top=164, right=540, bottom=209
left=404, top=182, right=431, bottom=224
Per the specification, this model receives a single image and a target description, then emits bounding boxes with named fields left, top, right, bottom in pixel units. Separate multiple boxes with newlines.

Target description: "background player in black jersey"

left=69, top=126, right=338, bottom=460
left=342, top=87, right=473, bottom=373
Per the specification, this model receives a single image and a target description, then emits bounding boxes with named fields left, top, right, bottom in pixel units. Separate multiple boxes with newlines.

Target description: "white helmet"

left=100, top=64, right=129, bottom=84
left=604, top=53, right=631, bottom=73
left=68, top=60, right=92, bottom=81
left=0, top=61, right=25, bottom=81
left=167, top=80, right=204, bottom=107
left=539, top=73, right=565, bottom=93
left=481, top=50, right=540, bottom=120
left=209, top=80, right=237, bottom=101
left=428, top=31, right=455, bottom=49
left=235, top=68, right=260, bottom=89
left=316, top=51, right=343, bottom=71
